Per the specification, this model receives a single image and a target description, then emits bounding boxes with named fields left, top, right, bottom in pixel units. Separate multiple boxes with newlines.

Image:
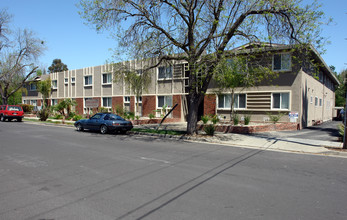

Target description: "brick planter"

left=200, top=122, right=299, bottom=134
left=130, top=118, right=182, bottom=125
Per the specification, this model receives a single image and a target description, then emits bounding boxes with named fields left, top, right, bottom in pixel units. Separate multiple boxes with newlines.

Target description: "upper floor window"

left=52, top=80, right=57, bottom=89
left=84, top=75, right=92, bottom=86
left=102, top=73, right=112, bottom=84
left=273, top=53, right=291, bottom=71
left=29, top=83, right=37, bottom=91
left=71, top=77, right=76, bottom=84
left=272, top=92, right=289, bottom=110
left=157, top=96, right=172, bottom=108
left=218, top=94, right=246, bottom=109
left=158, top=66, right=172, bottom=79
left=64, top=78, right=69, bottom=84
left=315, top=97, right=318, bottom=106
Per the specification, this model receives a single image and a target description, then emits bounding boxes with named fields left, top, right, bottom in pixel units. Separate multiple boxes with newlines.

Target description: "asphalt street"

left=0, top=121, right=347, bottom=220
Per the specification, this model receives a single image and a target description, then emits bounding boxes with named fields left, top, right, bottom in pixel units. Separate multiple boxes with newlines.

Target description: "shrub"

left=204, top=124, right=215, bottom=136
left=211, top=114, right=219, bottom=125
left=20, top=104, right=34, bottom=113
left=267, top=112, right=284, bottom=124
left=135, top=115, right=140, bottom=120
left=73, top=114, right=82, bottom=121
left=244, top=114, right=251, bottom=125
left=149, top=113, right=155, bottom=119
left=115, top=104, right=124, bottom=116
left=53, top=114, right=63, bottom=119
left=232, top=114, right=239, bottom=125
left=128, top=112, right=135, bottom=120
left=201, top=115, right=209, bottom=124
left=99, top=107, right=109, bottom=113
left=37, top=108, right=50, bottom=121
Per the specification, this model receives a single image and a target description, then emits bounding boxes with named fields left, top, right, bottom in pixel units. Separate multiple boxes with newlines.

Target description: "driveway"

left=251, top=120, right=342, bottom=145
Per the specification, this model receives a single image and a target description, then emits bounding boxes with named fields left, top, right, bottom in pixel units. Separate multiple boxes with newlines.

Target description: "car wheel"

left=120, top=130, right=127, bottom=134
left=0, top=115, right=4, bottom=122
left=100, top=125, right=108, bottom=134
left=76, top=123, right=84, bottom=131
left=17, top=118, right=22, bottom=122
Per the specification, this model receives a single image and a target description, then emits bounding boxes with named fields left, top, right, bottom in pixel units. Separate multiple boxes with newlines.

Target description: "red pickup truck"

left=0, top=105, right=24, bottom=122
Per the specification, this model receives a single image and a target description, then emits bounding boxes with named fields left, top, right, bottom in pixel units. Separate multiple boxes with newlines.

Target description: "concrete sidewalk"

left=134, top=122, right=346, bottom=157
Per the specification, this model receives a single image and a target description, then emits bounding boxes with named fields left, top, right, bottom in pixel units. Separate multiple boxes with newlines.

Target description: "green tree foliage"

left=36, top=77, right=52, bottom=108
left=112, top=62, right=151, bottom=116
left=52, top=98, right=77, bottom=117
left=213, top=56, right=276, bottom=118
left=0, top=9, right=45, bottom=105
left=79, top=0, right=328, bottom=134
left=48, top=59, right=68, bottom=73
left=335, top=68, right=346, bottom=107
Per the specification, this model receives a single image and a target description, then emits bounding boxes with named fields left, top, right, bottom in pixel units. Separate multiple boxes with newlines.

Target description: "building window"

left=272, top=92, right=289, bottom=110
left=319, top=98, right=322, bottom=107
left=51, top=99, right=58, bottom=106
left=102, top=97, right=112, bottom=108
left=102, top=73, right=112, bottom=84
left=84, top=75, right=92, bottom=86
left=124, top=96, right=130, bottom=103
left=71, top=77, right=75, bottom=84
left=52, top=80, right=57, bottom=89
left=84, top=98, right=92, bottom=114
left=157, top=96, right=172, bottom=108
left=30, top=100, right=37, bottom=106
left=158, top=66, right=172, bottom=79
left=310, top=96, right=313, bottom=104
left=273, top=53, right=291, bottom=71
left=315, top=97, right=318, bottom=106
left=135, top=96, right=142, bottom=103
left=64, top=78, right=69, bottom=84
left=29, top=83, right=37, bottom=91
left=218, top=94, right=246, bottom=109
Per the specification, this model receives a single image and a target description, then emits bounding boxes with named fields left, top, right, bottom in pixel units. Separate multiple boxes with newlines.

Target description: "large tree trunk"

left=186, top=93, right=202, bottom=135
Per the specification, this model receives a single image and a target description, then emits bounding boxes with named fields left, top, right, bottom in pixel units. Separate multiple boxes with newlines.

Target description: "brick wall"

left=112, top=97, right=123, bottom=113
left=142, top=96, right=156, bottom=117
left=172, top=95, right=182, bottom=119
left=75, top=98, right=83, bottom=115
left=204, top=94, right=216, bottom=116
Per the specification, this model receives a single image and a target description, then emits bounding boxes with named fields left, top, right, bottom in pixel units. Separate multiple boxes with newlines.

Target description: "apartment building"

left=23, top=43, right=339, bottom=128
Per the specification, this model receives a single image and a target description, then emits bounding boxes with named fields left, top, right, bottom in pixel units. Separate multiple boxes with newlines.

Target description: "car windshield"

left=8, top=106, right=22, bottom=111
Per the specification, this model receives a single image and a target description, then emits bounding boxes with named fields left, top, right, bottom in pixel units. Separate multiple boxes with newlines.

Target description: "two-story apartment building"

left=23, top=43, right=339, bottom=128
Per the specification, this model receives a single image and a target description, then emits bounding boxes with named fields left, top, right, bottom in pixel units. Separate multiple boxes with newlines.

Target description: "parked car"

left=74, top=113, right=133, bottom=134
left=0, top=105, right=24, bottom=122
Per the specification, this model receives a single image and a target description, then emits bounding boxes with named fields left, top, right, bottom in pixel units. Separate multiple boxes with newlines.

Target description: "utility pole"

left=344, top=75, right=347, bottom=149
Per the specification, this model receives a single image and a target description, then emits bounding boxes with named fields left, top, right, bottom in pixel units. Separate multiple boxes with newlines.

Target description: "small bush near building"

left=149, top=113, right=155, bottom=119
left=20, top=104, right=34, bottom=113
left=244, top=114, right=251, bottom=125
left=232, top=114, right=240, bottom=125
left=201, top=115, right=209, bottom=124
left=37, top=108, right=50, bottom=121
left=73, top=114, right=82, bottom=121
left=204, top=124, right=215, bottom=136
left=267, top=112, right=284, bottom=124
left=210, top=114, right=219, bottom=124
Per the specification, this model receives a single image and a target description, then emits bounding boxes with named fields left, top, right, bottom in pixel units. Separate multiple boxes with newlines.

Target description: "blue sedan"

left=74, top=113, right=133, bottom=134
